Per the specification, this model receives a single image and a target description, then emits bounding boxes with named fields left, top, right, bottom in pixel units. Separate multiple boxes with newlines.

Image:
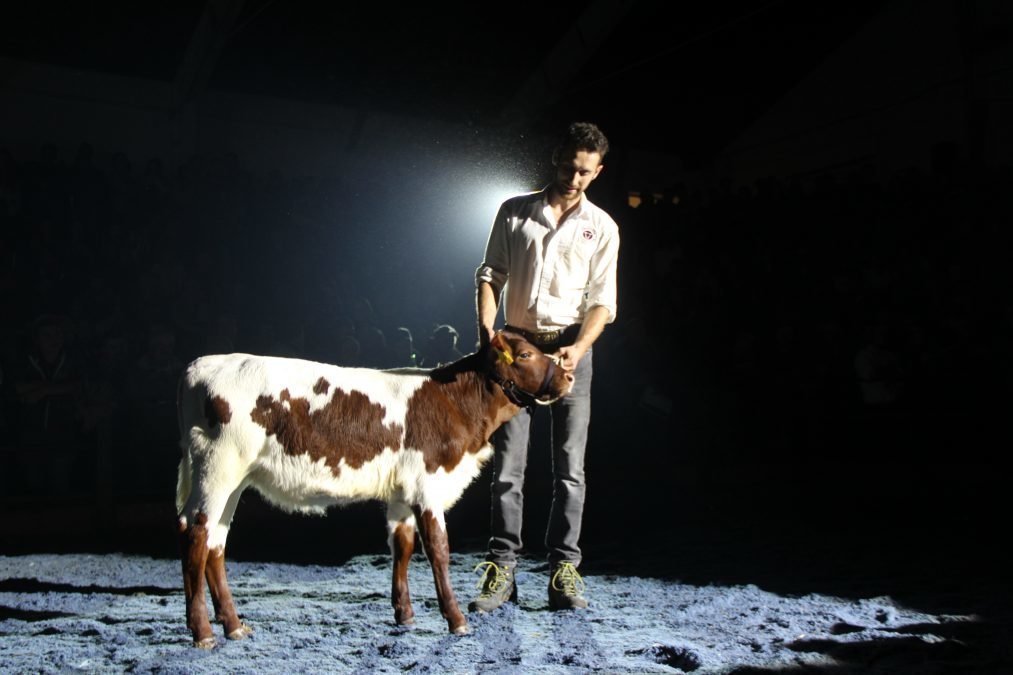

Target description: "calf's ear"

left=490, top=332, right=514, bottom=365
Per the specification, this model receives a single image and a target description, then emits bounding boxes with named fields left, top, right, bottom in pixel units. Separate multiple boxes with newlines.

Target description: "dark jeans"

left=487, top=348, right=592, bottom=567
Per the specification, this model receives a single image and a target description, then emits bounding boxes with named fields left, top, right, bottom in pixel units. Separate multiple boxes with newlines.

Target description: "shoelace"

left=473, top=561, right=510, bottom=598
left=550, top=562, right=586, bottom=597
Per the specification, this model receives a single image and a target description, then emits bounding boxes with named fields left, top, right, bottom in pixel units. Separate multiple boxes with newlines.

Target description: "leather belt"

left=505, top=325, right=575, bottom=347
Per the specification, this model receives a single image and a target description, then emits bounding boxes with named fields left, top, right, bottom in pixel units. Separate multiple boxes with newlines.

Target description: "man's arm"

left=476, top=201, right=511, bottom=349
left=557, top=304, right=610, bottom=371
left=476, top=281, right=499, bottom=348
left=557, top=213, right=620, bottom=370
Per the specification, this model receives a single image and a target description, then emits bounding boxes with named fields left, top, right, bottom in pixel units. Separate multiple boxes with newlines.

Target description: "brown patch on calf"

left=404, top=376, right=506, bottom=473
left=204, top=396, right=232, bottom=426
left=250, top=387, right=403, bottom=474
left=313, top=377, right=330, bottom=395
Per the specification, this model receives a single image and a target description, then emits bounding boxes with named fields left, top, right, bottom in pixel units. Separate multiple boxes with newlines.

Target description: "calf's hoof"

left=227, top=623, right=254, bottom=640
left=193, top=636, right=217, bottom=649
left=450, top=622, right=470, bottom=636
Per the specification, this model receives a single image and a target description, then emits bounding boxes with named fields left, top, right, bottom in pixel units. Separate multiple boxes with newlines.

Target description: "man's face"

left=554, top=148, right=604, bottom=200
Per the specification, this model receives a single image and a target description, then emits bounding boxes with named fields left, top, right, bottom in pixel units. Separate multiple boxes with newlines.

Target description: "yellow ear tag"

left=496, top=349, right=514, bottom=365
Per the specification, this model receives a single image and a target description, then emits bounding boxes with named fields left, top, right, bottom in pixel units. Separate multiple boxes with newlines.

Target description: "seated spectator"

left=125, top=322, right=184, bottom=496
left=388, top=326, right=418, bottom=368
left=13, top=315, right=82, bottom=439
left=11, top=313, right=85, bottom=495
left=335, top=334, right=361, bottom=366
left=80, top=330, right=131, bottom=437
left=420, top=324, right=464, bottom=367
left=352, top=296, right=387, bottom=367
left=854, top=323, right=905, bottom=408
left=78, top=329, right=132, bottom=497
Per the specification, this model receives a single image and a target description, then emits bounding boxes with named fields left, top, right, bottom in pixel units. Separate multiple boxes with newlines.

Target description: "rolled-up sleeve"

left=583, top=223, right=620, bottom=323
left=475, top=204, right=510, bottom=296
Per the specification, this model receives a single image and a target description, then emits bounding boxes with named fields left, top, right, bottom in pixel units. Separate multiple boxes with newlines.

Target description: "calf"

left=176, top=330, right=572, bottom=647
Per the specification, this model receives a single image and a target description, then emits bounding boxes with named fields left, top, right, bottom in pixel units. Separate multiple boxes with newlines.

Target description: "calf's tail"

left=176, top=371, right=195, bottom=515
left=176, top=452, right=192, bottom=516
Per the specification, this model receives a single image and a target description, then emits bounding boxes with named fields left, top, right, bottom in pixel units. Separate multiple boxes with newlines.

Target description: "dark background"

left=0, top=0, right=892, bottom=160
left=1, top=0, right=1009, bottom=594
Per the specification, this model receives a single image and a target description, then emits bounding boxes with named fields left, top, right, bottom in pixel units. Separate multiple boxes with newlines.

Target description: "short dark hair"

left=433, top=324, right=459, bottom=340
left=554, top=122, right=610, bottom=163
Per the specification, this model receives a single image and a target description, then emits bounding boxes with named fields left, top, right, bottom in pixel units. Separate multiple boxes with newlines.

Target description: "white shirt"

left=476, top=188, right=620, bottom=332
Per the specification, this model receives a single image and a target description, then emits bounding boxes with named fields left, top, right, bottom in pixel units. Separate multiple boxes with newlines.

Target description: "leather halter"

left=489, top=358, right=558, bottom=407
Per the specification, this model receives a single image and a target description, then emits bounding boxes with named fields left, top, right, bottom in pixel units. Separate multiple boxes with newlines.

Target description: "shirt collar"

left=541, top=185, right=590, bottom=224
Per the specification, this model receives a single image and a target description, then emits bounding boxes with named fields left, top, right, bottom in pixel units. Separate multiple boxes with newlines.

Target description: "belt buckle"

left=534, top=329, right=560, bottom=345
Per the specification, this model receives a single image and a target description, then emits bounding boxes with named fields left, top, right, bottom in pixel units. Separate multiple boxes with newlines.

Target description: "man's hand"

left=555, top=344, right=588, bottom=372
left=554, top=305, right=609, bottom=371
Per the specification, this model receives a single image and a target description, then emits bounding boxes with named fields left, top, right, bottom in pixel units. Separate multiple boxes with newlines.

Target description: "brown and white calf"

left=176, top=330, right=572, bottom=647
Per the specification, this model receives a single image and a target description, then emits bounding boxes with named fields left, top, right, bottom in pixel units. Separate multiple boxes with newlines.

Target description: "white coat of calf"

left=175, top=330, right=573, bottom=647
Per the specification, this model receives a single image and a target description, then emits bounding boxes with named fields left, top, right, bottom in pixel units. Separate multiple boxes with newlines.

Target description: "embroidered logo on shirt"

left=581, top=228, right=594, bottom=240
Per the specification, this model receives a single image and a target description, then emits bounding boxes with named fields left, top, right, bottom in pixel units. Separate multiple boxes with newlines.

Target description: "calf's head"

left=486, top=330, right=574, bottom=406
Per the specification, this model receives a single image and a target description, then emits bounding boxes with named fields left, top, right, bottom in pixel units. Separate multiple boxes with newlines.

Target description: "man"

left=471, top=122, right=619, bottom=612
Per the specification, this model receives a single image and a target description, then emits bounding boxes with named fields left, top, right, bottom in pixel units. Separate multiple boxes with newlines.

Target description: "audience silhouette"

left=0, top=140, right=1007, bottom=504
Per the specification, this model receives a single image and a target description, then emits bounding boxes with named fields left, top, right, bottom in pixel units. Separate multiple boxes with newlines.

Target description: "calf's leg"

left=203, top=486, right=252, bottom=640
left=179, top=512, right=215, bottom=648
left=205, top=548, right=250, bottom=639
left=179, top=463, right=245, bottom=648
left=387, top=502, right=417, bottom=626
left=413, top=506, right=468, bottom=635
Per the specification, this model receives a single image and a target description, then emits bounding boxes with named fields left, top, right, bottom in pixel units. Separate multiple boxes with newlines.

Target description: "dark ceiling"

left=1, top=0, right=889, bottom=165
